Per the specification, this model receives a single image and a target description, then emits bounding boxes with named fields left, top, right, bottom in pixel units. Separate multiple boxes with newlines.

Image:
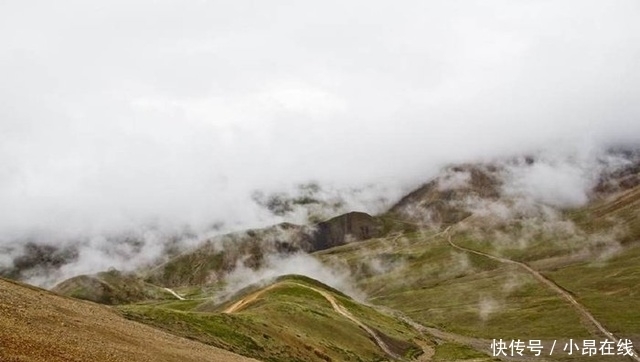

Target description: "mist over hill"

left=2, top=146, right=639, bottom=288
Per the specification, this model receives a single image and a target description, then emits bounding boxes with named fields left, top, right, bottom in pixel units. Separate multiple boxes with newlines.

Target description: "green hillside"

left=120, top=275, right=430, bottom=362
left=314, top=183, right=640, bottom=361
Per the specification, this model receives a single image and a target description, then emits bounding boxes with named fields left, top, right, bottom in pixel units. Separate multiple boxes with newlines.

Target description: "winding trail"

left=444, top=227, right=640, bottom=362
left=163, top=287, right=185, bottom=301
left=223, top=281, right=402, bottom=360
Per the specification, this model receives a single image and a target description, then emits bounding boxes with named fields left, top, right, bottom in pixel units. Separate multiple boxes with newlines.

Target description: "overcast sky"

left=2, top=0, right=640, bottom=239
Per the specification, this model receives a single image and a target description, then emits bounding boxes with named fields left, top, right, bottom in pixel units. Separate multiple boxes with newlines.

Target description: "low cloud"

left=478, top=296, right=501, bottom=322
left=437, top=170, right=472, bottom=192
left=221, top=252, right=362, bottom=301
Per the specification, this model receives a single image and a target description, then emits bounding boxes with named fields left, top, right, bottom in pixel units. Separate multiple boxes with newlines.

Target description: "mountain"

left=7, top=150, right=640, bottom=361
left=387, top=163, right=503, bottom=227
left=142, top=211, right=382, bottom=288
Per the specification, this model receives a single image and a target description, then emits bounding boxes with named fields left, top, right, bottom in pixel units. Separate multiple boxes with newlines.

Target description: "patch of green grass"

left=545, top=243, right=640, bottom=337
left=120, top=306, right=265, bottom=355
left=433, top=342, right=494, bottom=361
left=374, top=264, right=591, bottom=340
left=157, top=299, right=204, bottom=311
left=453, top=229, right=587, bottom=263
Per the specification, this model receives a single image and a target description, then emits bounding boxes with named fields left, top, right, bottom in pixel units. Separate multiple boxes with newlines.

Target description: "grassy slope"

left=546, top=244, right=640, bottom=346
left=315, top=189, right=640, bottom=361
left=318, top=233, right=591, bottom=339
left=0, top=277, right=257, bottom=362
left=543, top=187, right=640, bottom=347
left=449, top=186, right=640, bottom=345
left=120, top=275, right=427, bottom=362
left=52, top=269, right=175, bottom=304
left=432, top=342, right=495, bottom=362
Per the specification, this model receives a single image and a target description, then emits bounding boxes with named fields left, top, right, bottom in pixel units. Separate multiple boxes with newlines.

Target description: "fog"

left=1, top=1, right=640, bottom=284
left=222, top=253, right=363, bottom=302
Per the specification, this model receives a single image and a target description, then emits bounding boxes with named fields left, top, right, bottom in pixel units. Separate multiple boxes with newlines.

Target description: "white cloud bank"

left=1, top=1, right=640, bottom=281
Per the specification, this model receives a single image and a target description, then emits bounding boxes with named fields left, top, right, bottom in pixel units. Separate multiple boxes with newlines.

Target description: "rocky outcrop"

left=307, top=211, right=382, bottom=250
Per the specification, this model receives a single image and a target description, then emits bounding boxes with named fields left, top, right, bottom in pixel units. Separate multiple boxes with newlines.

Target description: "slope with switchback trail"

left=224, top=280, right=404, bottom=360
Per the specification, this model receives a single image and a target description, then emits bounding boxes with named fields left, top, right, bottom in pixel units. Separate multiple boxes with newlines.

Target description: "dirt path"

left=295, top=283, right=403, bottom=360
left=444, top=228, right=640, bottom=362
left=223, top=284, right=279, bottom=314
left=223, top=281, right=403, bottom=360
left=164, top=287, right=185, bottom=300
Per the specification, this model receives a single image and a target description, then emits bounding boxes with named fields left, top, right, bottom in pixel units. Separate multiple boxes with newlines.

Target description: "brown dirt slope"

left=0, top=277, right=259, bottom=362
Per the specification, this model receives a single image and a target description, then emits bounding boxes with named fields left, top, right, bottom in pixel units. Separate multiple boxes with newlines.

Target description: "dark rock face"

left=0, top=242, right=79, bottom=281
left=308, top=212, right=382, bottom=250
